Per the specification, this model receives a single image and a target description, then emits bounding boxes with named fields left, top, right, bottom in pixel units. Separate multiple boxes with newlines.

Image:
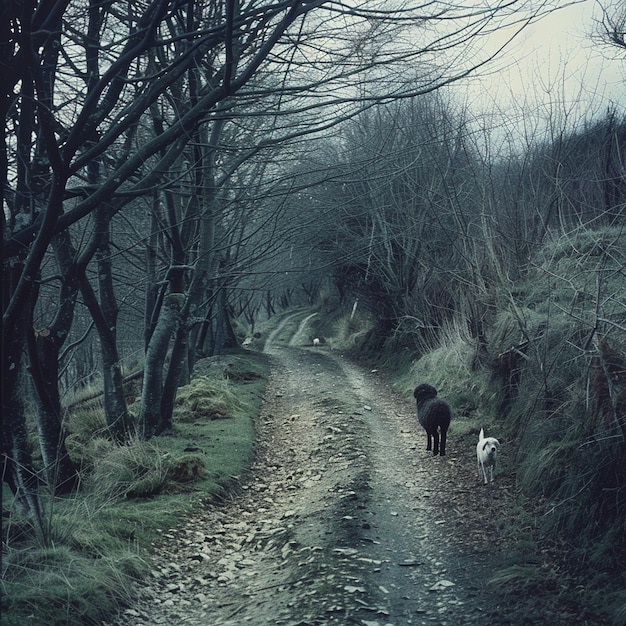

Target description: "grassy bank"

left=1, top=352, right=270, bottom=626
left=308, top=228, right=626, bottom=624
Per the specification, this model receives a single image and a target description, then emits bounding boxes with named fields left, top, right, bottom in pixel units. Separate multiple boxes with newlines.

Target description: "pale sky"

left=463, top=0, right=625, bottom=135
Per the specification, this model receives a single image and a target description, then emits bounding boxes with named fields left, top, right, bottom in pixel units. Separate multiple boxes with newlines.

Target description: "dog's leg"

left=440, top=431, right=447, bottom=456
left=426, top=433, right=432, bottom=451
left=432, top=431, right=440, bottom=456
left=480, top=462, right=488, bottom=484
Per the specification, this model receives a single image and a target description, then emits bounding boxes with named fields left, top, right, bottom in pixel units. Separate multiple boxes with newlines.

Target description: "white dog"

left=312, top=337, right=320, bottom=346
left=477, top=428, right=500, bottom=484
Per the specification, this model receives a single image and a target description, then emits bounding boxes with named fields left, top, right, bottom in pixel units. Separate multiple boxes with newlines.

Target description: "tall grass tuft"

left=397, top=315, right=501, bottom=426
left=88, top=437, right=170, bottom=501
left=1, top=544, right=147, bottom=626
left=328, top=311, right=376, bottom=352
left=489, top=564, right=551, bottom=591
left=173, top=375, right=247, bottom=422
left=610, top=591, right=626, bottom=626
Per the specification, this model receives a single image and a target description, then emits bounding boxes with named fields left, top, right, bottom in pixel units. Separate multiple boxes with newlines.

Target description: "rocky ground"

left=107, top=314, right=606, bottom=626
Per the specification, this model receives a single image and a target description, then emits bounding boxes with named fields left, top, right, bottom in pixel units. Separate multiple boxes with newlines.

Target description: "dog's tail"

left=478, top=427, right=485, bottom=441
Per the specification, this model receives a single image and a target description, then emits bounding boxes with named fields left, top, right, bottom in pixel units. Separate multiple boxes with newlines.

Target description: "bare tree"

left=304, top=95, right=479, bottom=343
left=597, top=0, right=626, bottom=50
left=2, top=0, right=568, bottom=522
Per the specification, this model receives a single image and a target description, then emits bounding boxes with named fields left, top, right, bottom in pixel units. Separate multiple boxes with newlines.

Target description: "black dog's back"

left=414, top=383, right=451, bottom=456
left=420, top=397, right=451, bottom=428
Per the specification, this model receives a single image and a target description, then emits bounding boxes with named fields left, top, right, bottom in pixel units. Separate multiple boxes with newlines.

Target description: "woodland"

left=1, top=0, right=626, bottom=624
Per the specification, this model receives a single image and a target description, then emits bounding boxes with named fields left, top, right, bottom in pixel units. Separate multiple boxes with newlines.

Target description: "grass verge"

left=1, top=351, right=269, bottom=626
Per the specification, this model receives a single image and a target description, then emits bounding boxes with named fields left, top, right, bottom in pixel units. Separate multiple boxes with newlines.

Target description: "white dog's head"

left=477, top=428, right=500, bottom=467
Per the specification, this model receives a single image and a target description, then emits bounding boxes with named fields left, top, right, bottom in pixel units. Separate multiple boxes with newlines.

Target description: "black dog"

left=413, top=383, right=451, bottom=456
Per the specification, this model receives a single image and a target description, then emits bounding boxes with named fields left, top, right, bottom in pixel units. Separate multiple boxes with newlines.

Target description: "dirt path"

left=107, top=314, right=575, bottom=625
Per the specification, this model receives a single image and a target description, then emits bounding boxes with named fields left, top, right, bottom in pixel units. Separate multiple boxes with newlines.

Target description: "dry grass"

left=88, top=437, right=171, bottom=501
left=173, top=375, right=246, bottom=422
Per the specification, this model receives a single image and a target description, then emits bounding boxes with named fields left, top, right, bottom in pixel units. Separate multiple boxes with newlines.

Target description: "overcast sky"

left=463, top=0, right=625, bottom=137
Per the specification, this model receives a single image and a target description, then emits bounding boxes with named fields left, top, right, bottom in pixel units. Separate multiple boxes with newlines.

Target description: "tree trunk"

left=138, top=293, right=185, bottom=438
left=144, top=195, right=160, bottom=350
left=27, top=231, right=81, bottom=493
left=102, top=340, right=134, bottom=440
left=79, top=275, right=134, bottom=440
left=213, top=285, right=240, bottom=354
left=28, top=329, right=80, bottom=494
left=266, top=290, right=276, bottom=317
left=160, top=324, right=189, bottom=431
left=95, top=209, right=134, bottom=439
left=2, top=310, right=46, bottom=541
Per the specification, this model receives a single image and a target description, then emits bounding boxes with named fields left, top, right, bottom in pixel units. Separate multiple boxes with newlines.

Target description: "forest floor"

left=107, top=313, right=606, bottom=626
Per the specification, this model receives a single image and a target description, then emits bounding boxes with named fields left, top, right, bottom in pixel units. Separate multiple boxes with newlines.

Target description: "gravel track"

left=108, top=313, right=597, bottom=626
